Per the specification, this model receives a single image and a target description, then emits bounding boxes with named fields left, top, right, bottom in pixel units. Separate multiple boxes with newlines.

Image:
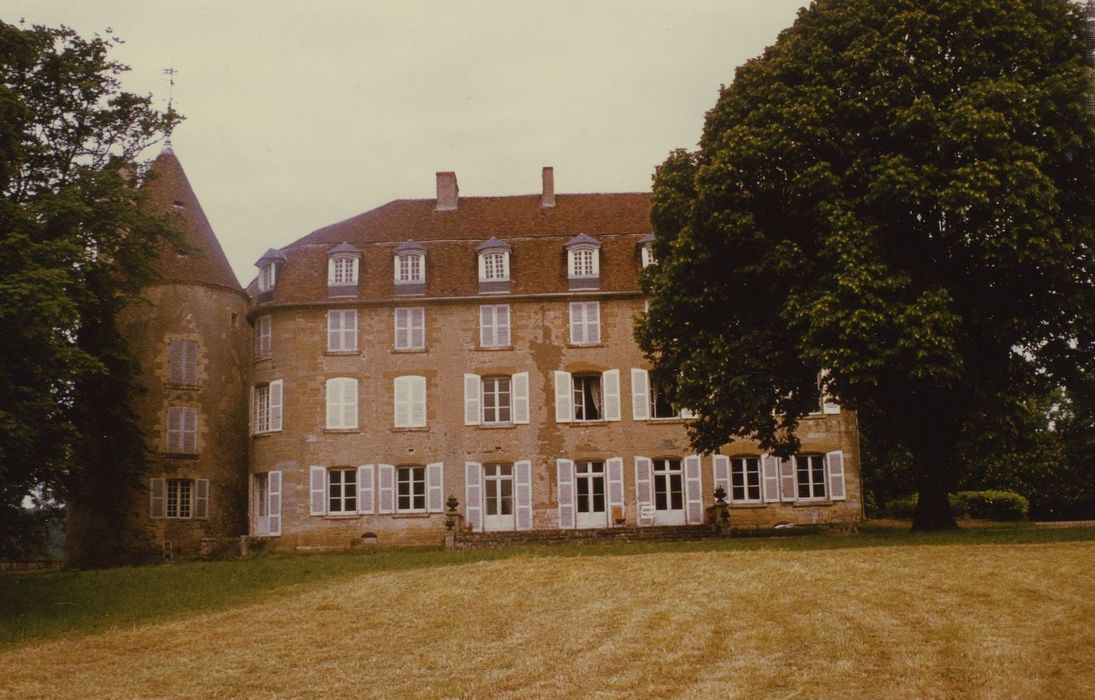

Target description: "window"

left=569, top=302, right=600, bottom=345
left=631, top=369, right=694, bottom=420
left=168, top=340, right=198, bottom=385
left=573, top=374, right=602, bottom=421
left=796, top=454, right=827, bottom=499
left=396, top=253, right=424, bottom=283
left=482, top=376, right=512, bottom=424
left=395, top=307, right=425, bottom=350
left=652, top=459, right=684, bottom=511
left=253, top=380, right=283, bottom=434
left=477, top=238, right=512, bottom=293
left=565, top=234, right=601, bottom=289
left=481, top=251, right=508, bottom=281
left=151, top=477, right=208, bottom=519
left=480, top=305, right=511, bottom=347
left=731, top=457, right=762, bottom=502
left=571, top=248, right=596, bottom=278
left=394, top=375, right=426, bottom=428
left=328, top=467, right=358, bottom=514
left=555, top=369, right=620, bottom=423
left=327, top=309, right=357, bottom=352
left=329, top=256, right=357, bottom=285
left=397, top=465, right=427, bottom=512
left=325, top=377, right=358, bottom=429
left=166, top=407, right=198, bottom=454
left=257, top=263, right=276, bottom=292
left=166, top=478, right=193, bottom=518
left=641, top=244, right=656, bottom=268
left=255, top=316, right=272, bottom=358
left=649, top=380, right=676, bottom=419
left=483, top=463, right=513, bottom=518
left=465, top=373, right=529, bottom=426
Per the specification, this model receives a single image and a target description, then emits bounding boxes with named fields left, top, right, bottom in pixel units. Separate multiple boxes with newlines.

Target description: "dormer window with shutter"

left=565, top=233, right=601, bottom=291
left=394, top=240, right=426, bottom=295
left=639, top=233, right=656, bottom=268
left=476, top=237, right=511, bottom=294
left=326, top=242, right=360, bottom=298
left=255, top=249, right=288, bottom=303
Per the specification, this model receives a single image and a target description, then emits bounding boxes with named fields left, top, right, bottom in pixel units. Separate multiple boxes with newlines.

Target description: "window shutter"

left=631, top=369, right=650, bottom=420
left=427, top=462, right=444, bottom=513
left=166, top=408, right=181, bottom=452
left=464, top=374, right=481, bottom=426
left=269, top=380, right=283, bottom=431
left=479, top=306, right=493, bottom=347
left=249, top=385, right=255, bottom=435
left=325, top=379, right=338, bottom=429
left=346, top=310, right=358, bottom=351
left=602, top=369, right=620, bottom=421
left=634, top=457, right=653, bottom=512
left=351, top=257, right=359, bottom=283
left=310, top=466, right=326, bottom=515
left=588, top=302, right=601, bottom=343
left=477, top=253, right=487, bottom=281
left=497, top=305, right=510, bottom=346
left=378, top=464, right=395, bottom=513
left=465, top=462, right=483, bottom=531
left=684, top=455, right=703, bottom=524
left=268, top=471, right=282, bottom=536
left=169, top=341, right=183, bottom=384
left=395, top=309, right=408, bottom=348
left=327, top=258, right=336, bottom=284
left=327, top=311, right=339, bottom=351
left=554, top=371, right=572, bottom=422
left=184, top=408, right=198, bottom=453
left=357, top=464, right=375, bottom=514
left=606, top=457, right=624, bottom=526
left=762, top=455, right=780, bottom=502
left=412, top=308, right=424, bottom=348
left=412, top=376, right=426, bottom=427
left=827, top=450, right=847, bottom=501
left=150, top=478, right=165, bottom=518
left=194, top=478, right=209, bottom=519
left=556, top=459, right=575, bottom=529
left=394, top=377, right=410, bottom=427
left=569, top=303, right=584, bottom=344
left=780, top=458, right=796, bottom=501
left=713, top=455, right=730, bottom=499
left=345, top=379, right=358, bottom=428
left=515, top=460, right=532, bottom=530
left=512, top=372, right=529, bottom=424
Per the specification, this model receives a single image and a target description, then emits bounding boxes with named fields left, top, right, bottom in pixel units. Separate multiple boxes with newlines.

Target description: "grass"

left=1, top=523, right=1093, bottom=698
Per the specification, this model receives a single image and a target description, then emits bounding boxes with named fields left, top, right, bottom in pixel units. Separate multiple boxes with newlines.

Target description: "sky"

left=8, top=1, right=807, bottom=285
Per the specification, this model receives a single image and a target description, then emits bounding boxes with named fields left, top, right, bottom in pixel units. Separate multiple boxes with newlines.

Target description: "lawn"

left=1, top=525, right=1093, bottom=698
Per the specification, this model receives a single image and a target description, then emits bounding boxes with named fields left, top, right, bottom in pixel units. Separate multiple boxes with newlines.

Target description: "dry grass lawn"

left=2, top=541, right=1093, bottom=698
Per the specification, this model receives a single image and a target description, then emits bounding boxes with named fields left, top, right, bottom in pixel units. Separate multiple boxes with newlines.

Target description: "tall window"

left=327, top=309, right=358, bottom=352
left=649, top=379, right=677, bottom=418
left=573, top=374, right=602, bottom=421
left=731, top=457, right=762, bottom=502
left=484, top=464, right=513, bottom=517
left=257, top=263, right=276, bottom=292
left=166, top=479, right=193, bottom=518
left=396, top=253, right=424, bottom=283
left=394, top=307, right=425, bottom=350
left=482, top=376, right=512, bottom=424
left=482, top=252, right=508, bottom=280
left=166, top=407, right=198, bottom=454
left=480, top=305, right=511, bottom=347
left=641, top=244, right=656, bottom=268
left=255, top=316, right=272, bottom=358
left=569, top=302, right=600, bottom=344
left=397, top=466, right=427, bottom=512
left=652, top=459, right=683, bottom=511
left=168, top=340, right=198, bottom=385
left=796, top=454, right=827, bottom=499
left=325, top=378, right=358, bottom=430
left=328, top=468, right=357, bottom=513
left=394, top=375, right=427, bottom=428
left=253, top=380, right=283, bottom=434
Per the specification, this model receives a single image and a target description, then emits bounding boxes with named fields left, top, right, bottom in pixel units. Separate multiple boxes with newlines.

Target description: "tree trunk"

left=911, top=447, right=959, bottom=531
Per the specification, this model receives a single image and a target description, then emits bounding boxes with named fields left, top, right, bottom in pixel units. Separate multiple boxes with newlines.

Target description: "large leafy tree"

left=0, top=21, right=179, bottom=559
left=638, top=0, right=1095, bottom=529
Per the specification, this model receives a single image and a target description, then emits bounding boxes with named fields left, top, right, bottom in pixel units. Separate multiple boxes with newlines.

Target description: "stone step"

left=455, top=525, right=723, bottom=549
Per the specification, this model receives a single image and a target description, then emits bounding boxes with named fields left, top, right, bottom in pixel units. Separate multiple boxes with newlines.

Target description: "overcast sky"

left=9, top=1, right=807, bottom=285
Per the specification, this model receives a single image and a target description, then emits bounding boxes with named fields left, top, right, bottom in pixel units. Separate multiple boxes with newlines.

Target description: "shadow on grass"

left=2, top=522, right=1091, bottom=651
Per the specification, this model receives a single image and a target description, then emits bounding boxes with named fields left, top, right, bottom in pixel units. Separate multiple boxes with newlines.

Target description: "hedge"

left=885, top=491, right=1028, bottom=521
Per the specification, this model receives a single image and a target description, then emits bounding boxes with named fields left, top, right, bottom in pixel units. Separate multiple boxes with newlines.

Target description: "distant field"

left=1, top=525, right=1093, bottom=698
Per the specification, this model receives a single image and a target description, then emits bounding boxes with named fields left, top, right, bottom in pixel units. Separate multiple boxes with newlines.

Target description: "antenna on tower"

left=163, top=64, right=178, bottom=146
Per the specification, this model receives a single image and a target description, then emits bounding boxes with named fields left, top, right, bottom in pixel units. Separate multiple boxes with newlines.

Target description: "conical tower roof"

left=143, top=146, right=242, bottom=290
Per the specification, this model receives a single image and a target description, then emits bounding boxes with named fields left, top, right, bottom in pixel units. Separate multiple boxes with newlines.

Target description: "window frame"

left=326, top=309, right=358, bottom=353
left=255, top=315, right=272, bottom=358
left=730, top=456, right=763, bottom=503
left=327, top=467, right=358, bottom=514
left=481, top=375, right=513, bottom=425
left=394, top=307, right=426, bottom=350
left=569, top=301, right=601, bottom=345
left=328, top=255, right=358, bottom=286
left=257, top=263, right=276, bottom=292
left=568, top=247, right=599, bottom=279
left=325, top=377, right=358, bottom=430
left=572, top=373, right=603, bottom=422
left=479, top=304, right=512, bottom=348
left=394, top=375, right=427, bottom=428
left=395, top=252, right=425, bottom=284
left=795, top=454, right=828, bottom=500
left=165, top=478, right=193, bottom=519
left=479, top=250, right=510, bottom=282
left=166, top=406, right=198, bottom=454
left=168, top=339, right=199, bottom=385
left=396, top=465, right=427, bottom=513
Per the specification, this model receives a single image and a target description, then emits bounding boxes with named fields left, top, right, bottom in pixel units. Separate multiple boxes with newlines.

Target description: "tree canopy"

left=638, top=0, right=1095, bottom=529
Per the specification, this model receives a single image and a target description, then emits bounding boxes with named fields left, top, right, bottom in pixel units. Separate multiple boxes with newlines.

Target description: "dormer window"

left=255, top=249, right=288, bottom=301
left=398, top=254, right=423, bottom=282
left=476, top=237, right=511, bottom=294
left=258, top=264, right=276, bottom=292
left=394, top=240, right=426, bottom=295
left=639, top=233, right=656, bottom=268
left=326, top=242, right=361, bottom=298
left=565, top=233, right=601, bottom=291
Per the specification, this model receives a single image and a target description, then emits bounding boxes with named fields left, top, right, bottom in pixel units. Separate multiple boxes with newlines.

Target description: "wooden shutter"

left=411, top=376, right=426, bottom=427
left=602, top=369, right=621, bottom=421
left=327, top=311, right=339, bottom=351
left=166, top=408, right=182, bottom=452
left=411, top=308, right=424, bottom=348
left=249, top=385, right=255, bottom=435
left=309, top=466, right=326, bottom=515
left=465, top=462, right=483, bottom=532
left=631, top=368, right=650, bottom=420
left=378, top=464, right=395, bottom=513
left=512, top=372, right=529, bottom=424
left=345, top=379, right=358, bottom=428
left=351, top=257, right=359, bottom=284
left=169, top=340, right=183, bottom=384
left=515, top=460, right=532, bottom=530
left=713, top=455, right=730, bottom=499
left=194, top=478, right=209, bottom=519
left=394, top=377, right=410, bottom=427
left=479, top=305, right=495, bottom=347
left=464, top=374, right=481, bottom=425
left=325, top=379, right=338, bottom=429
left=268, top=471, right=282, bottom=536
left=762, top=454, right=780, bottom=502
left=556, top=459, right=575, bottom=529
left=345, top=310, right=358, bottom=350
left=150, top=478, right=165, bottom=518
left=427, top=462, right=444, bottom=513
left=183, top=408, right=198, bottom=453
left=827, top=450, right=847, bottom=501
left=634, top=457, right=653, bottom=512
left=269, top=379, right=283, bottom=431
left=588, top=302, right=601, bottom=343
left=394, top=308, right=408, bottom=348
left=327, top=257, right=337, bottom=284
left=357, top=464, right=375, bottom=514
left=497, top=305, right=511, bottom=346
left=684, top=455, right=703, bottom=524
left=554, top=371, right=572, bottom=422
left=569, top=303, right=584, bottom=344
left=780, top=458, right=796, bottom=501
left=606, top=457, right=624, bottom=526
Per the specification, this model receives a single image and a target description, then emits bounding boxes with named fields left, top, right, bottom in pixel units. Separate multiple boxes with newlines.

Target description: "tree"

left=638, top=0, right=1095, bottom=529
left=0, top=21, right=179, bottom=560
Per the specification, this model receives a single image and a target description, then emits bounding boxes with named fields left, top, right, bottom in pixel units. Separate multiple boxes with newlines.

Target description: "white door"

left=652, top=459, right=686, bottom=525
left=575, top=461, right=608, bottom=529
left=483, top=464, right=516, bottom=531
left=253, top=473, right=269, bottom=535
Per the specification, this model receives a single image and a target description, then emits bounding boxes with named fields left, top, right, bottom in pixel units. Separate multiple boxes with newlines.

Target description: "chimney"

left=436, top=171, right=458, bottom=211
left=541, top=166, right=556, bottom=208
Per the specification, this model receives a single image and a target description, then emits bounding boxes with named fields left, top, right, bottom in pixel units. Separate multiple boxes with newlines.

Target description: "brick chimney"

left=541, top=166, right=555, bottom=208
left=436, top=171, right=458, bottom=211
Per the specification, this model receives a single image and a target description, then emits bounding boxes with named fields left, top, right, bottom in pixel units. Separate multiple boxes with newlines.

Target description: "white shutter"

left=512, top=372, right=529, bottom=424
left=477, top=253, right=487, bottom=281
left=411, top=308, right=425, bottom=349
left=394, top=377, right=410, bottom=427
left=465, top=462, right=483, bottom=532
left=378, top=464, right=395, bottom=513
left=713, top=455, right=730, bottom=499
left=345, top=379, right=358, bottom=428
left=762, top=454, right=780, bottom=503
left=357, top=464, right=375, bottom=514
left=634, top=457, right=653, bottom=512
left=411, top=376, right=426, bottom=427
left=394, top=308, right=408, bottom=348
left=268, top=471, right=282, bottom=536
left=310, top=466, right=326, bottom=515
left=427, top=462, right=444, bottom=513
left=194, top=478, right=209, bottom=519
left=183, top=408, right=198, bottom=453
left=497, top=305, right=511, bottom=346
left=249, top=385, right=255, bottom=435
left=150, top=478, right=165, bottom=518
left=827, top=450, right=847, bottom=501
left=166, top=408, right=181, bottom=452
left=554, top=371, right=572, bottom=423
left=327, top=311, right=339, bottom=351
left=780, top=458, right=796, bottom=502
left=631, top=368, right=650, bottom=420
left=464, top=374, right=481, bottom=426
left=269, top=379, right=283, bottom=431
left=684, top=455, right=703, bottom=524
left=602, top=369, right=620, bottom=421
left=346, top=310, right=358, bottom=351
left=325, top=380, right=338, bottom=429
left=588, top=302, right=601, bottom=343
left=556, top=459, right=576, bottom=529
left=327, top=258, right=337, bottom=284
left=569, top=303, right=584, bottom=344
left=515, top=460, right=532, bottom=530
left=479, top=305, right=491, bottom=347
left=606, top=457, right=624, bottom=526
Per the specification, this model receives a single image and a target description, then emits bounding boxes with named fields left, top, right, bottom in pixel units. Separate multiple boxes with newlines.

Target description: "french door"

left=653, top=459, right=685, bottom=525
left=483, top=464, right=515, bottom=531
left=575, top=461, right=607, bottom=528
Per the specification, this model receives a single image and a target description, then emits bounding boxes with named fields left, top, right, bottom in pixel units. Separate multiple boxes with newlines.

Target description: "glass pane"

left=577, top=474, right=589, bottom=513
left=670, top=473, right=683, bottom=509
left=486, top=479, right=498, bottom=515
left=500, top=478, right=513, bottom=515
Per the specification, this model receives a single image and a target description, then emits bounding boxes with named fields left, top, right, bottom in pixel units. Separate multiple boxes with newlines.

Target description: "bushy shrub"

left=885, top=494, right=968, bottom=519
left=957, top=490, right=1029, bottom=521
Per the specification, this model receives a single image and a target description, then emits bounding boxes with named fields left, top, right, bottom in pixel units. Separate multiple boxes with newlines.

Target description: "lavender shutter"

left=479, top=305, right=492, bottom=346
left=780, top=458, right=796, bottom=501
left=327, top=311, right=339, bottom=351
left=427, top=462, right=444, bottom=513
left=378, top=464, right=395, bottom=514
left=606, top=457, right=624, bottom=526
left=554, top=371, right=572, bottom=422
left=497, top=305, right=510, bottom=346
left=269, top=379, right=283, bottom=431
left=762, top=455, right=781, bottom=503
left=634, top=457, right=653, bottom=511
left=166, top=408, right=181, bottom=452
left=512, top=372, right=529, bottom=424
left=465, top=462, right=483, bottom=531
left=684, top=455, right=703, bottom=524
left=150, top=478, right=165, bottom=518
left=602, top=369, right=620, bottom=421
left=357, top=464, right=375, bottom=514
left=309, top=466, right=326, bottom=515
left=395, top=309, right=408, bottom=348
left=194, top=478, right=209, bottom=519
left=412, top=308, right=424, bottom=348
left=827, top=450, right=847, bottom=500
left=557, top=459, right=576, bottom=529
left=515, top=460, right=532, bottom=530
left=569, top=303, right=584, bottom=344
left=268, top=471, right=282, bottom=536
left=631, top=369, right=650, bottom=420
left=713, top=455, right=730, bottom=498
left=588, top=302, right=601, bottom=343
left=464, top=374, right=481, bottom=425
left=346, top=310, right=357, bottom=350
